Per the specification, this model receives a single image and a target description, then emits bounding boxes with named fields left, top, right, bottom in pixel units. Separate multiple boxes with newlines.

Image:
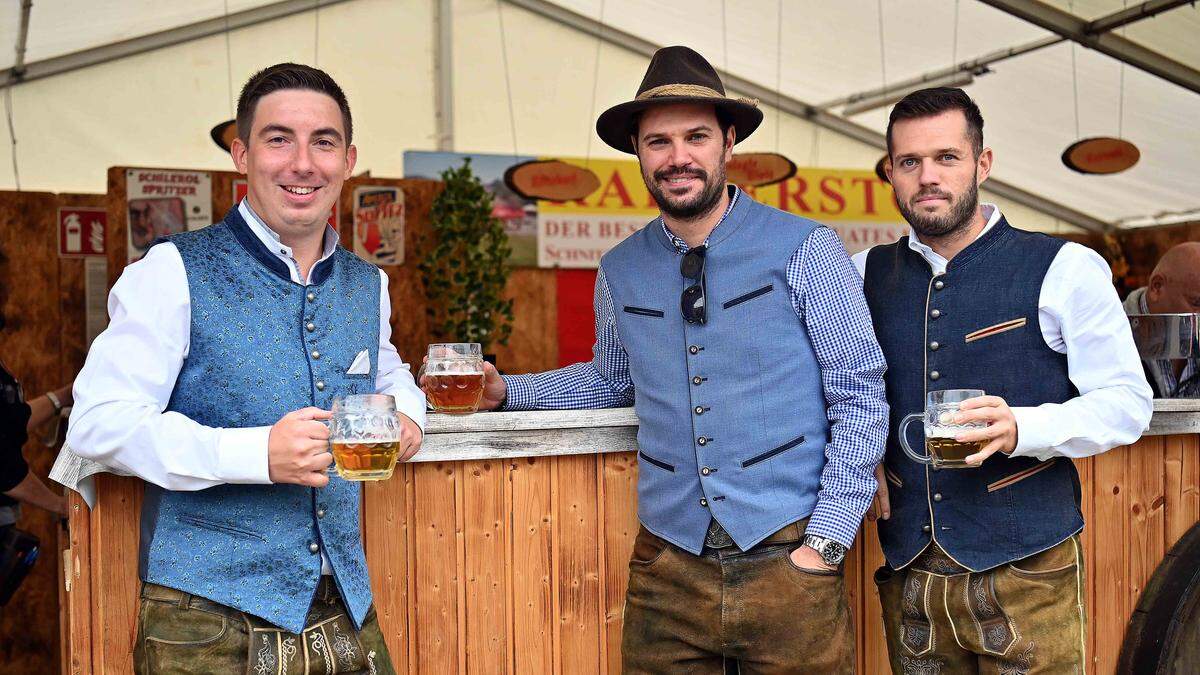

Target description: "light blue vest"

left=139, top=208, right=381, bottom=633
left=602, top=194, right=831, bottom=554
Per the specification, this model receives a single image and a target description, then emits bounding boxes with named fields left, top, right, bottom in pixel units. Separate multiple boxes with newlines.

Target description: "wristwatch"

left=802, top=534, right=847, bottom=566
left=45, top=390, right=63, bottom=414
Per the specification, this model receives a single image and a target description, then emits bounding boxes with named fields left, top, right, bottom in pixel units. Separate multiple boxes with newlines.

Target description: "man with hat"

left=474, top=46, right=888, bottom=673
left=856, top=87, right=1152, bottom=673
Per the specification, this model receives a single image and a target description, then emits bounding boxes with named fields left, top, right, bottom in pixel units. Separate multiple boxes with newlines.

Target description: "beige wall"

left=1, top=0, right=1081, bottom=234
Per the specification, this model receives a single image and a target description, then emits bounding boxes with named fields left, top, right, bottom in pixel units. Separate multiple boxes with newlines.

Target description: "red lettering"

left=778, top=178, right=812, bottom=213
left=851, top=177, right=879, bottom=215
left=819, top=177, right=846, bottom=214
left=596, top=171, right=634, bottom=208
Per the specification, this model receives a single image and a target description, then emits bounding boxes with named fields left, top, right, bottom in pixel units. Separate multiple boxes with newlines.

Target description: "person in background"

left=0, top=352, right=70, bottom=521
left=1124, top=241, right=1200, bottom=398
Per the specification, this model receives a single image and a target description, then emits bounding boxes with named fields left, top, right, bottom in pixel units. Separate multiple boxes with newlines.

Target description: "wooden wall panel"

left=508, top=457, right=554, bottom=675
left=363, top=464, right=412, bottom=669
left=599, top=453, right=638, bottom=674
left=410, top=462, right=460, bottom=674
left=1092, top=447, right=1130, bottom=674
left=554, top=455, right=602, bottom=674
left=462, top=459, right=508, bottom=674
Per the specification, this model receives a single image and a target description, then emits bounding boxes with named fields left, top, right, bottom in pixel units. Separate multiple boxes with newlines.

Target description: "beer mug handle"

left=898, top=413, right=934, bottom=466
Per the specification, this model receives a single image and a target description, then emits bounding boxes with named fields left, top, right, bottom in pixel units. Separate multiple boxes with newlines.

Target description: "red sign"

left=58, top=207, right=107, bottom=257
left=233, top=180, right=339, bottom=227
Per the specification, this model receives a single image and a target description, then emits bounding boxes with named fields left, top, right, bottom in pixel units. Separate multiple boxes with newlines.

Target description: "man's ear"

left=230, top=137, right=249, bottom=174
left=344, top=144, right=358, bottom=178
left=976, top=147, right=993, bottom=186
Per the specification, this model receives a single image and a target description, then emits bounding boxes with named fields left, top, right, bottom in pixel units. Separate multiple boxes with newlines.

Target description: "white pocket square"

left=347, top=349, right=371, bottom=375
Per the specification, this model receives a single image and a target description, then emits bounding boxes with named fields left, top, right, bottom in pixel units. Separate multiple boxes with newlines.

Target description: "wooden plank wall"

left=0, top=190, right=104, bottom=675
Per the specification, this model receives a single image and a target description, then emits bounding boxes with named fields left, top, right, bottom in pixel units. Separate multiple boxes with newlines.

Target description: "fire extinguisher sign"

left=58, top=207, right=107, bottom=257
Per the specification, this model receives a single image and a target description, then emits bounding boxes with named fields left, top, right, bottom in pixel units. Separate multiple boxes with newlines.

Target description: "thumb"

left=294, top=406, right=333, bottom=421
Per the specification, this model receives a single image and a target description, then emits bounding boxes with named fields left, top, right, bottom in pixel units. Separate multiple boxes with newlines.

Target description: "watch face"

left=822, top=542, right=847, bottom=565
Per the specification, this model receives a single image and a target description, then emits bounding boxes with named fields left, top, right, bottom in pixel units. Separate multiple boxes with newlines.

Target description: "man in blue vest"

left=67, top=63, right=424, bottom=674
left=854, top=87, right=1153, bottom=673
left=475, top=46, right=888, bottom=673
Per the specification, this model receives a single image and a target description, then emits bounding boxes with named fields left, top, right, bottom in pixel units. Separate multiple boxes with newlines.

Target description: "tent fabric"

left=1, top=0, right=1197, bottom=228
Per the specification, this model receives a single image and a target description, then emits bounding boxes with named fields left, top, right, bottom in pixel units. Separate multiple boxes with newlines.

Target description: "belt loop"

left=177, top=590, right=192, bottom=609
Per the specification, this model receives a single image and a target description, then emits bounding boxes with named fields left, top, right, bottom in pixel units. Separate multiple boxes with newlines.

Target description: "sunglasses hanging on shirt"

left=680, top=245, right=707, bottom=325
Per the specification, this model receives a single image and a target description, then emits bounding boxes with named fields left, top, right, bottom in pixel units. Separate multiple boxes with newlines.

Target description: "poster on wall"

left=404, top=150, right=906, bottom=269
left=232, top=180, right=339, bottom=228
left=125, top=169, right=212, bottom=262
left=352, top=186, right=406, bottom=265
left=58, top=207, right=106, bottom=258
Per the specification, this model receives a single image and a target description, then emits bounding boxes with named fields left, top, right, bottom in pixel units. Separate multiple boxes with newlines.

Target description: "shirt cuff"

left=215, top=426, right=273, bottom=483
left=803, top=499, right=862, bottom=549
left=1009, top=406, right=1055, bottom=460
left=500, top=375, right=537, bottom=410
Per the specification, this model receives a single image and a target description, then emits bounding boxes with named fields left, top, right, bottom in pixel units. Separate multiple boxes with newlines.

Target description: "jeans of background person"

left=134, top=577, right=395, bottom=675
left=622, top=520, right=855, bottom=674
left=876, top=535, right=1086, bottom=675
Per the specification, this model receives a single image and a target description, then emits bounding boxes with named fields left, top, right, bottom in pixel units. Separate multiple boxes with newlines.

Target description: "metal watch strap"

left=803, top=534, right=846, bottom=565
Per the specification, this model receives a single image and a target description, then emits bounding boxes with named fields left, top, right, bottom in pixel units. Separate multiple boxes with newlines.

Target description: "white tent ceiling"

left=2, top=0, right=1198, bottom=231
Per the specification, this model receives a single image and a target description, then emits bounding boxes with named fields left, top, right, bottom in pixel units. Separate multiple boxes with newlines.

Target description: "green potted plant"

left=420, top=158, right=515, bottom=357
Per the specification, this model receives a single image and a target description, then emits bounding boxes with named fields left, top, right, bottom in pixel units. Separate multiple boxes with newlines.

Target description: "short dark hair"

left=236, top=63, right=353, bottom=145
left=886, top=87, right=983, bottom=158
left=627, top=105, right=735, bottom=148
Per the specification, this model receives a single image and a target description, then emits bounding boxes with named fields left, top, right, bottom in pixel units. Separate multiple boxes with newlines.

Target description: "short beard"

left=897, top=180, right=979, bottom=241
left=643, top=157, right=728, bottom=222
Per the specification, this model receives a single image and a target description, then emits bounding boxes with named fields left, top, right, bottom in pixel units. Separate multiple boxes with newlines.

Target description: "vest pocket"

left=176, top=514, right=266, bottom=541
left=964, top=317, right=1027, bottom=343
left=623, top=306, right=665, bottom=318
left=986, top=458, right=1058, bottom=493
left=742, top=434, right=805, bottom=468
left=722, top=284, right=775, bottom=309
left=638, top=451, right=675, bottom=472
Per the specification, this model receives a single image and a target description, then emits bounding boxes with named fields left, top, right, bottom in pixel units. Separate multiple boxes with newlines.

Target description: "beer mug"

left=419, top=343, right=485, bottom=414
left=898, top=389, right=988, bottom=469
left=328, top=394, right=403, bottom=481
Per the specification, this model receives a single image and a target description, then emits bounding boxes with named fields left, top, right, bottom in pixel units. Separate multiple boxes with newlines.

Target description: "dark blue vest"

left=864, top=218, right=1083, bottom=571
left=602, top=195, right=831, bottom=554
left=139, top=207, right=382, bottom=632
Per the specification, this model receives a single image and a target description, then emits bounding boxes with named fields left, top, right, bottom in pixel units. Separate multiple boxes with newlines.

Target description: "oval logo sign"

left=1062, top=137, right=1140, bottom=175
left=504, top=160, right=601, bottom=201
left=727, top=152, right=797, bottom=188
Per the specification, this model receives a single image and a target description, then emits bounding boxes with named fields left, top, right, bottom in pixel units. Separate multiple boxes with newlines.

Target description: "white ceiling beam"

left=977, top=0, right=1200, bottom=95
left=0, top=0, right=355, bottom=86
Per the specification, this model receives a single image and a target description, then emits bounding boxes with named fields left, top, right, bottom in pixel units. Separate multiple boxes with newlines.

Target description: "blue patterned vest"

left=602, top=195, right=831, bottom=554
left=864, top=217, right=1083, bottom=572
left=139, top=207, right=382, bottom=632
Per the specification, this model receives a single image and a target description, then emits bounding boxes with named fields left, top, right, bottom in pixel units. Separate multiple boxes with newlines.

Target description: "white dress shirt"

left=852, top=204, right=1153, bottom=460
left=67, top=199, right=426, bottom=491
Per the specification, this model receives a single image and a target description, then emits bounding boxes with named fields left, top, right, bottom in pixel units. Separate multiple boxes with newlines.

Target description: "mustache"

left=654, top=167, right=707, bottom=182
left=912, top=189, right=952, bottom=202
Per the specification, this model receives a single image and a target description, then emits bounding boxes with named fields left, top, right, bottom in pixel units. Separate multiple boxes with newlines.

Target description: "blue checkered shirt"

left=502, top=188, right=888, bottom=547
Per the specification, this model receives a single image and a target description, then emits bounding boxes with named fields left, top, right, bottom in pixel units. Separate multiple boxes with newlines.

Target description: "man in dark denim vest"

left=854, top=88, right=1153, bottom=674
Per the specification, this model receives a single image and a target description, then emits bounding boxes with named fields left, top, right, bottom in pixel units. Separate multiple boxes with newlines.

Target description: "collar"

left=238, top=199, right=339, bottom=282
left=659, top=185, right=740, bottom=253
left=905, top=203, right=1001, bottom=275
left=223, top=203, right=339, bottom=286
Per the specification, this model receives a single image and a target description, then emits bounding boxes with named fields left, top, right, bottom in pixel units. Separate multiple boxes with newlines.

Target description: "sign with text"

left=352, top=186, right=405, bottom=265
left=406, top=151, right=906, bottom=269
left=125, top=169, right=212, bottom=262
left=58, top=207, right=106, bottom=257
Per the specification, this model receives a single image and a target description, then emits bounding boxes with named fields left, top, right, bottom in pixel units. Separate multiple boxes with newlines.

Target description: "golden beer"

left=331, top=439, right=401, bottom=481
left=423, top=372, right=485, bottom=414
left=926, top=436, right=986, bottom=465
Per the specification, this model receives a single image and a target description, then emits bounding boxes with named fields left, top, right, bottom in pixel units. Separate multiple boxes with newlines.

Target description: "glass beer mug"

left=419, top=343, right=486, bottom=414
left=898, top=389, right=988, bottom=469
left=328, top=394, right=403, bottom=481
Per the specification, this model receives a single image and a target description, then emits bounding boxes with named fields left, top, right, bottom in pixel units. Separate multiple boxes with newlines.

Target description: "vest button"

left=316, top=508, right=327, bottom=518
left=316, top=380, right=326, bottom=391
left=312, top=350, right=321, bottom=360
left=934, top=280, right=945, bottom=290
left=701, top=467, right=712, bottom=476
left=929, top=341, right=939, bottom=351
left=307, top=292, right=316, bottom=302
left=306, top=322, right=316, bottom=332
left=929, top=371, right=940, bottom=381
left=697, top=437, right=708, bottom=446
left=689, top=345, right=700, bottom=355
left=700, top=498, right=708, bottom=507
left=692, top=376, right=703, bottom=385
left=930, top=309, right=941, bottom=319
left=308, top=542, right=320, bottom=553
left=694, top=406, right=704, bottom=415
left=922, top=525, right=931, bottom=533
left=933, top=493, right=943, bottom=502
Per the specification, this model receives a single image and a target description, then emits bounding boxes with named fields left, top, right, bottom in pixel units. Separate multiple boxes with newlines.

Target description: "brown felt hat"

left=596, top=46, right=763, bottom=154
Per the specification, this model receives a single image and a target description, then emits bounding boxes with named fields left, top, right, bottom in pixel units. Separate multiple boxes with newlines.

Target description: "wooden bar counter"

left=62, top=401, right=1200, bottom=674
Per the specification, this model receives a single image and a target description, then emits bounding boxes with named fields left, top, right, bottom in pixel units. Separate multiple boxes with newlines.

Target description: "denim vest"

left=602, top=195, right=831, bottom=554
left=864, top=218, right=1082, bottom=571
left=139, top=208, right=381, bottom=632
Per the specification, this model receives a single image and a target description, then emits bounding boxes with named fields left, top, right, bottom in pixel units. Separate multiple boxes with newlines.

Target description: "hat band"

left=636, top=83, right=724, bottom=100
